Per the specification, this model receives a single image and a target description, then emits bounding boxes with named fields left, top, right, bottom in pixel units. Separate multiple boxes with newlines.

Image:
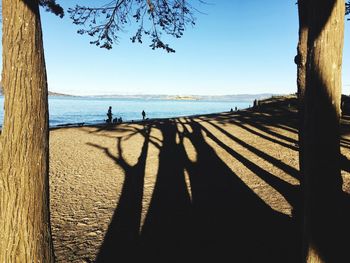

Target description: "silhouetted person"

left=253, top=99, right=260, bottom=110
left=142, top=110, right=146, bottom=120
left=235, top=106, right=238, bottom=111
left=230, top=108, right=233, bottom=112
left=107, top=106, right=112, bottom=123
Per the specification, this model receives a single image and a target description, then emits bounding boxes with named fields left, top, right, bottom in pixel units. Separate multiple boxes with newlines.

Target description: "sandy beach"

left=49, top=96, right=350, bottom=263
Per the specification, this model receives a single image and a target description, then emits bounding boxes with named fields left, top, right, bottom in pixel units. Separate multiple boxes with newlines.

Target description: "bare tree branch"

left=68, top=0, right=200, bottom=52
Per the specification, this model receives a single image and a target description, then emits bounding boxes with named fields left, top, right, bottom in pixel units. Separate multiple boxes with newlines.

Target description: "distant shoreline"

left=49, top=112, right=232, bottom=130
left=0, top=94, right=291, bottom=131
left=81, top=93, right=275, bottom=102
left=0, top=90, right=76, bottom=97
left=48, top=94, right=299, bottom=129
left=0, top=92, right=278, bottom=101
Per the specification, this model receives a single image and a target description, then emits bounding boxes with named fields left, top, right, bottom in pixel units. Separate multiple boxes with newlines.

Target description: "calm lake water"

left=0, top=96, right=252, bottom=127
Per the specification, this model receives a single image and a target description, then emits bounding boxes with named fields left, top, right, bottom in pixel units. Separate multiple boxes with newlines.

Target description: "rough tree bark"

left=296, top=0, right=308, bottom=148
left=296, top=0, right=309, bottom=102
left=295, top=2, right=309, bottom=259
left=303, top=0, right=345, bottom=262
left=0, top=0, right=54, bottom=262
left=295, top=0, right=309, bottom=213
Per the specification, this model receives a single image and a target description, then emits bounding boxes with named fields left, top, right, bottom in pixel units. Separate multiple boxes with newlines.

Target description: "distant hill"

left=90, top=93, right=276, bottom=102
left=0, top=86, right=71, bottom=96
left=0, top=86, right=274, bottom=100
left=47, top=91, right=73, bottom=96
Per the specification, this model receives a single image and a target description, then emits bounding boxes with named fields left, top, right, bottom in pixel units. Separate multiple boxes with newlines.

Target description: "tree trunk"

left=296, top=0, right=308, bottom=148
left=0, top=0, right=54, bottom=262
left=296, top=1, right=308, bottom=259
left=296, top=0, right=308, bottom=101
left=296, top=0, right=308, bottom=211
left=303, top=0, right=345, bottom=262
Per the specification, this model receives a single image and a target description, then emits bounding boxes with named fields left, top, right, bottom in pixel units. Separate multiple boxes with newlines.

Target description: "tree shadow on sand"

left=86, top=107, right=305, bottom=262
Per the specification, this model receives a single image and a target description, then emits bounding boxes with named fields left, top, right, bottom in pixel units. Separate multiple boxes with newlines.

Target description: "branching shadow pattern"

left=84, top=101, right=310, bottom=263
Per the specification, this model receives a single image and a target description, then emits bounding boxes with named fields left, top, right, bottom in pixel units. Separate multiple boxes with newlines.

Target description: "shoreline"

left=0, top=108, right=250, bottom=131
left=48, top=95, right=291, bottom=129
left=0, top=94, right=297, bottom=131
left=0, top=94, right=282, bottom=131
left=49, top=108, right=248, bottom=130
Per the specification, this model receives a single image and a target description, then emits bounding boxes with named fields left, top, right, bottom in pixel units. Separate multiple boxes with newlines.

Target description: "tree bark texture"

left=296, top=0, right=308, bottom=150
left=296, top=0, right=309, bottom=101
left=0, top=0, right=54, bottom=262
left=296, top=2, right=309, bottom=260
left=303, top=0, right=345, bottom=262
left=296, top=0, right=309, bottom=208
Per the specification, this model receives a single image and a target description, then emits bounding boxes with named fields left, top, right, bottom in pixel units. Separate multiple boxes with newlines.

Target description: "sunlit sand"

left=49, top=95, right=350, bottom=262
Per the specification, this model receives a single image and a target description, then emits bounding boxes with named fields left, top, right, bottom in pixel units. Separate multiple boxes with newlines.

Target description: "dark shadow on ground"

left=90, top=126, right=151, bottom=262
left=87, top=107, right=303, bottom=263
left=73, top=95, right=350, bottom=263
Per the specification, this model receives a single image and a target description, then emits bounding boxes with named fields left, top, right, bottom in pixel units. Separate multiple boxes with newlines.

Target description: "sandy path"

left=49, top=98, right=350, bottom=263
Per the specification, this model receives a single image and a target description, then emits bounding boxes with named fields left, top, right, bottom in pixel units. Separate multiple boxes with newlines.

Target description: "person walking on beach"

left=107, top=106, right=113, bottom=123
left=142, top=110, right=146, bottom=120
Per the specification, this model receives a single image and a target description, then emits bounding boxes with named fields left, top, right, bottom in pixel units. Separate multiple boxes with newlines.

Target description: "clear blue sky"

left=7, top=1, right=350, bottom=95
